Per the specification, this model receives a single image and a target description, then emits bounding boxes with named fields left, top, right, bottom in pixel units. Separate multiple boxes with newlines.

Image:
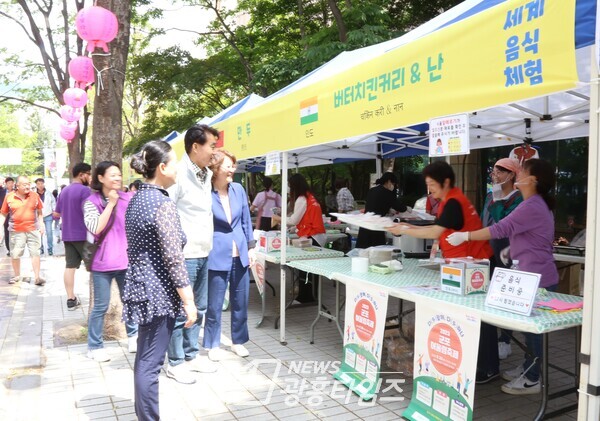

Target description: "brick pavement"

left=0, top=243, right=579, bottom=420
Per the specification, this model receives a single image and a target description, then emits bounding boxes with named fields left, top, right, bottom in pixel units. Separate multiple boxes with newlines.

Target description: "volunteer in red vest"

left=272, top=173, right=326, bottom=247
left=387, top=160, right=492, bottom=260
left=272, top=173, right=325, bottom=302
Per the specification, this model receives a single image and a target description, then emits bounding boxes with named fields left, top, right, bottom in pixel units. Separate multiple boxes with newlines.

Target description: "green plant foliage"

left=129, top=0, right=462, bottom=155
left=0, top=106, right=48, bottom=176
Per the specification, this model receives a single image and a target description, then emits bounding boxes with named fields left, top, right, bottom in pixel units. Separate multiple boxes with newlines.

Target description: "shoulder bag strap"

left=95, top=205, right=117, bottom=244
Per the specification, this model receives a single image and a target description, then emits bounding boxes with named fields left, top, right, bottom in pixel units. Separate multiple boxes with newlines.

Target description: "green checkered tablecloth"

left=409, top=289, right=582, bottom=334
left=286, top=257, right=583, bottom=334
left=258, top=246, right=344, bottom=264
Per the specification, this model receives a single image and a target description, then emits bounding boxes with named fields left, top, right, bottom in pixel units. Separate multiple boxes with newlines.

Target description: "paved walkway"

left=0, top=243, right=579, bottom=420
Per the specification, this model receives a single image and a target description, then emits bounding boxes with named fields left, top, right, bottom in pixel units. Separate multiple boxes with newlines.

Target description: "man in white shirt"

left=35, top=178, right=56, bottom=255
left=166, top=124, right=219, bottom=384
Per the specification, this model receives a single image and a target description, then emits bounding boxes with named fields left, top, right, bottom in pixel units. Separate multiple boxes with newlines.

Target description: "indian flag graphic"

left=441, top=266, right=462, bottom=289
left=300, top=97, right=318, bottom=125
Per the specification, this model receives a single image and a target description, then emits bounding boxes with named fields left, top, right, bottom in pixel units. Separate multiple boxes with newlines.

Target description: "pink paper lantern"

left=68, top=56, right=95, bottom=88
left=60, top=120, right=78, bottom=131
left=60, top=126, right=77, bottom=142
left=63, top=87, right=88, bottom=108
left=75, top=6, right=118, bottom=53
left=59, top=105, right=83, bottom=122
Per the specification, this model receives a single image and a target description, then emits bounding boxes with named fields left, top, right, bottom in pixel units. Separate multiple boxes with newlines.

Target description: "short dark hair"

left=423, top=161, right=455, bottom=188
left=72, top=162, right=91, bottom=178
left=90, top=161, right=121, bottom=191
left=262, top=177, right=273, bottom=190
left=5, top=177, right=14, bottom=183
left=375, top=172, right=397, bottom=186
left=184, top=124, right=219, bottom=154
left=129, top=180, right=142, bottom=191
left=130, top=140, right=173, bottom=179
left=35, top=178, right=44, bottom=184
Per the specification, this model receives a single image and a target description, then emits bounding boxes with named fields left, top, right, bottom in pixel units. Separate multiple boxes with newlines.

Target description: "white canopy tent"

left=175, top=2, right=599, bottom=416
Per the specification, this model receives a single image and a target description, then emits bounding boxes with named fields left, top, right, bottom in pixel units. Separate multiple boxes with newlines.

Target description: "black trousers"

left=4, top=218, right=9, bottom=251
left=477, top=256, right=500, bottom=377
left=134, top=315, right=175, bottom=421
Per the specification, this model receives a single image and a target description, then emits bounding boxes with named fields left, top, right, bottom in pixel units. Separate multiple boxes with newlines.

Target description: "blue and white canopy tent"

left=168, top=3, right=600, bottom=416
left=168, top=93, right=265, bottom=158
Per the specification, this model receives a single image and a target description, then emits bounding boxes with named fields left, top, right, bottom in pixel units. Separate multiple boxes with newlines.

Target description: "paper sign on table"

left=485, top=268, right=541, bottom=316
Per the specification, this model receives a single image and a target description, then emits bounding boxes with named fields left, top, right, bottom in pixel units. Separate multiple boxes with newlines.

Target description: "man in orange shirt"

left=0, top=176, right=45, bottom=285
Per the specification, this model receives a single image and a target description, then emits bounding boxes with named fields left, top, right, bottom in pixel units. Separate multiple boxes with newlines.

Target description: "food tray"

left=330, top=212, right=395, bottom=232
left=553, top=246, right=585, bottom=256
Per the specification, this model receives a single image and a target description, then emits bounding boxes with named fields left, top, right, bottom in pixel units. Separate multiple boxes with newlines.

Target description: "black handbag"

left=83, top=206, right=116, bottom=272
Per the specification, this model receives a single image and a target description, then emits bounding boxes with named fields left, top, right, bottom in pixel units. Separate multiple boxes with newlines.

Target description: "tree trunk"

left=92, top=0, right=131, bottom=164
left=297, top=0, right=307, bottom=47
left=90, top=0, right=132, bottom=341
left=327, top=0, right=347, bottom=42
left=383, top=158, right=395, bottom=173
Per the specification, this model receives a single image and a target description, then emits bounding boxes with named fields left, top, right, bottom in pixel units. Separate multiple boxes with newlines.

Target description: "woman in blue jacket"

left=204, top=149, right=256, bottom=361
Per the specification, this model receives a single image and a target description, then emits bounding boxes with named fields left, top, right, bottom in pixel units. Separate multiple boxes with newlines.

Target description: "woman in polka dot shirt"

left=123, top=140, right=197, bottom=421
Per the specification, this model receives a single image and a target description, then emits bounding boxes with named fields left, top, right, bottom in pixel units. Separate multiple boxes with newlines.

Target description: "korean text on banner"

left=216, top=0, right=577, bottom=160
left=403, top=302, right=481, bottom=421
left=334, top=281, right=388, bottom=401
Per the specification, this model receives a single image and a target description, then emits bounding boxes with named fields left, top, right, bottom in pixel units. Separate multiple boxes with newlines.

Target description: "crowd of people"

left=0, top=120, right=561, bottom=417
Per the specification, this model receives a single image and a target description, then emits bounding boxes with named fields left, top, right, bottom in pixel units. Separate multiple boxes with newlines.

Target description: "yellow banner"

left=216, top=0, right=577, bottom=160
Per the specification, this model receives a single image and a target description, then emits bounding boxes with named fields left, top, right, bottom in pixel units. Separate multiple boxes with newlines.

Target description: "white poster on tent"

left=0, top=148, right=22, bottom=165
left=429, top=114, right=470, bottom=157
left=403, top=301, right=480, bottom=421
left=265, top=151, right=281, bottom=175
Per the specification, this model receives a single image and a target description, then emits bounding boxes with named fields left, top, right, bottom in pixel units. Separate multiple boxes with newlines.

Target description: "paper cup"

left=351, top=257, right=369, bottom=273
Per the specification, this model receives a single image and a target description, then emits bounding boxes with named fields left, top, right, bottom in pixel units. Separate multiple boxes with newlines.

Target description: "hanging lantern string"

left=90, top=52, right=126, bottom=96
left=92, top=52, right=112, bottom=95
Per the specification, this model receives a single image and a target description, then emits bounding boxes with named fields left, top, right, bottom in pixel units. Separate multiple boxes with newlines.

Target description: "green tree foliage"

left=130, top=0, right=462, bottom=151
left=0, top=106, right=47, bottom=176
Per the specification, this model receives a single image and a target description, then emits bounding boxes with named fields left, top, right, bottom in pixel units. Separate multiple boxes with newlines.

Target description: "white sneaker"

left=498, top=341, right=512, bottom=360
left=87, top=348, right=111, bottom=363
left=188, top=356, right=218, bottom=373
left=165, top=364, right=196, bottom=384
left=208, top=348, right=229, bottom=362
left=230, top=344, right=249, bottom=357
left=502, top=364, right=524, bottom=381
left=128, top=335, right=138, bottom=353
left=501, top=375, right=541, bottom=395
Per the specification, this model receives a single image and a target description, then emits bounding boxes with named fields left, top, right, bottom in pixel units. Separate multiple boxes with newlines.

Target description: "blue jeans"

left=43, top=215, right=54, bottom=254
left=88, top=269, right=138, bottom=350
left=167, top=257, right=208, bottom=366
left=203, top=257, right=249, bottom=349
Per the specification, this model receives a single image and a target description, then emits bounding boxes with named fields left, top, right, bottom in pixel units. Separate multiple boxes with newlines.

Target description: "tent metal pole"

left=578, top=46, right=600, bottom=421
left=376, top=143, right=383, bottom=178
left=280, top=151, right=289, bottom=345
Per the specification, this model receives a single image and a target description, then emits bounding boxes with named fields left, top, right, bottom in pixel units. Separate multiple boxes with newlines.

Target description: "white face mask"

left=492, top=181, right=509, bottom=201
left=491, top=174, right=513, bottom=201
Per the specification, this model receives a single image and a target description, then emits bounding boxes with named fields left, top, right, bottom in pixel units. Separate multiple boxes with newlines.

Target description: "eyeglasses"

left=490, top=169, right=509, bottom=177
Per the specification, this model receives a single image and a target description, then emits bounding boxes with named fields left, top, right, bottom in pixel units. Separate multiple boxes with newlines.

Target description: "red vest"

left=296, top=193, right=325, bottom=239
left=438, top=188, right=493, bottom=259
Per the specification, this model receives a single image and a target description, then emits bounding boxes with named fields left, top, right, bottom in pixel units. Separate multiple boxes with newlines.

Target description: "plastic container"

left=392, top=249, right=403, bottom=264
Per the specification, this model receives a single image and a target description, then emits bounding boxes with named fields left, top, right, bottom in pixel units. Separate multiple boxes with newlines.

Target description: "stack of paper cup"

left=351, top=257, right=369, bottom=273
